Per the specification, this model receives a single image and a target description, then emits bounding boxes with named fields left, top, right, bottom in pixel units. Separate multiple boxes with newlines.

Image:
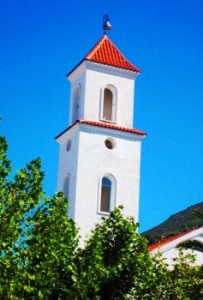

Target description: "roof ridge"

left=84, top=35, right=140, bottom=73
left=85, top=35, right=107, bottom=60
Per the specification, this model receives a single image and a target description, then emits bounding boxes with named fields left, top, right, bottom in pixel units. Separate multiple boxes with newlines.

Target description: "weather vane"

left=103, top=14, right=112, bottom=34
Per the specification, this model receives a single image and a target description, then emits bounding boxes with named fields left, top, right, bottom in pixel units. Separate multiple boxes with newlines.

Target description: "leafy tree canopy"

left=0, top=134, right=202, bottom=299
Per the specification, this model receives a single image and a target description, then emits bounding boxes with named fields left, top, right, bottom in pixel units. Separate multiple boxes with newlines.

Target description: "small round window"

left=66, top=140, right=71, bottom=151
left=105, top=138, right=116, bottom=149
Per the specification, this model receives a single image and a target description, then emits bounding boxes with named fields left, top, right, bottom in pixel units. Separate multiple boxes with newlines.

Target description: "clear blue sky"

left=1, top=0, right=203, bottom=232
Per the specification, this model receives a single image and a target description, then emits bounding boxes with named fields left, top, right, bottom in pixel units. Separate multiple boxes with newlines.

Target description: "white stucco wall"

left=159, top=248, right=203, bottom=269
left=68, top=62, right=86, bottom=125
left=56, top=123, right=144, bottom=240
left=56, top=125, right=80, bottom=220
left=68, top=61, right=139, bottom=128
left=56, top=57, right=144, bottom=241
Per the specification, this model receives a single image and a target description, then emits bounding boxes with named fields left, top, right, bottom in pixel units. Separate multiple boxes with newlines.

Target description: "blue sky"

left=1, top=0, right=203, bottom=232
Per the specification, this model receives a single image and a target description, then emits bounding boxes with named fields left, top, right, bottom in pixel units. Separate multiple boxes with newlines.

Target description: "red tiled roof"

left=148, top=227, right=201, bottom=251
left=85, top=35, right=140, bottom=73
left=55, top=119, right=147, bottom=139
left=79, top=119, right=146, bottom=135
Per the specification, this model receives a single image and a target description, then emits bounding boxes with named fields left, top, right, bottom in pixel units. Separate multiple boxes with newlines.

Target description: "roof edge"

left=55, top=119, right=147, bottom=140
left=148, top=226, right=203, bottom=252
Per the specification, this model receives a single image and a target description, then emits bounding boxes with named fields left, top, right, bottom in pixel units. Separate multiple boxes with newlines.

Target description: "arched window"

left=103, top=88, right=113, bottom=121
left=63, top=175, right=70, bottom=199
left=100, top=175, right=116, bottom=213
left=101, top=86, right=117, bottom=122
left=72, top=85, right=80, bottom=123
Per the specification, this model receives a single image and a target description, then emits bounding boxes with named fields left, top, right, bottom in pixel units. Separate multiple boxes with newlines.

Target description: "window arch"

left=72, top=85, right=81, bottom=123
left=99, top=175, right=116, bottom=213
left=101, top=85, right=117, bottom=122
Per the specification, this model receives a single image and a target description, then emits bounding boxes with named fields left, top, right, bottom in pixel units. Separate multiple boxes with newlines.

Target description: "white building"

left=149, top=226, right=203, bottom=268
left=56, top=34, right=146, bottom=239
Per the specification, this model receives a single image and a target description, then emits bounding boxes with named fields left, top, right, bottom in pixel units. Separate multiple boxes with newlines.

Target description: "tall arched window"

left=100, top=175, right=116, bottom=213
left=72, top=85, right=80, bottom=123
left=100, top=177, right=111, bottom=212
left=63, top=175, right=70, bottom=199
left=103, top=88, right=113, bottom=121
left=101, top=86, right=117, bottom=122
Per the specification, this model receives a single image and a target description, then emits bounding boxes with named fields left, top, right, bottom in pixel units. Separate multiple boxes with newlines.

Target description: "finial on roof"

left=103, top=14, right=112, bottom=34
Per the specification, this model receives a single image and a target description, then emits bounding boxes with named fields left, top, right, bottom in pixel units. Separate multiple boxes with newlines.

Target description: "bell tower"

left=56, top=34, right=146, bottom=238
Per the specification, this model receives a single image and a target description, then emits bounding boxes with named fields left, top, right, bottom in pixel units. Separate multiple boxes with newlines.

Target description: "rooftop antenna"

left=103, top=14, right=112, bottom=34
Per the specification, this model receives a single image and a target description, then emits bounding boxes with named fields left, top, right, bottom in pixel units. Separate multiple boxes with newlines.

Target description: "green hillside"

left=142, top=202, right=203, bottom=244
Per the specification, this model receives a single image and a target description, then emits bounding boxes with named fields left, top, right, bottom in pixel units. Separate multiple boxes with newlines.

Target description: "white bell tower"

left=56, top=34, right=146, bottom=238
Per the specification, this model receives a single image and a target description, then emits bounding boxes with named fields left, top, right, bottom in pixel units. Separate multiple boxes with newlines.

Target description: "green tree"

left=76, top=208, right=155, bottom=299
left=0, top=135, right=78, bottom=299
left=168, top=250, right=203, bottom=300
left=0, top=134, right=203, bottom=299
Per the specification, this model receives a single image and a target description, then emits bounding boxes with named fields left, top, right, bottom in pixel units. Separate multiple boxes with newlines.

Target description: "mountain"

left=142, top=202, right=203, bottom=244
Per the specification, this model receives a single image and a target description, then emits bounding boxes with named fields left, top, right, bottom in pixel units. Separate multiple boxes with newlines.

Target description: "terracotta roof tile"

left=85, top=35, right=140, bottom=73
left=148, top=227, right=201, bottom=251
left=79, top=119, right=146, bottom=135
left=55, top=119, right=147, bottom=139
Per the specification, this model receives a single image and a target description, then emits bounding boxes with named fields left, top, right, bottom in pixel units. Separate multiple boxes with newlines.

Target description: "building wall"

left=68, top=62, right=138, bottom=128
left=56, top=56, right=143, bottom=240
left=57, top=123, right=142, bottom=239
left=150, top=228, right=203, bottom=268
left=56, top=125, right=80, bottom=220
